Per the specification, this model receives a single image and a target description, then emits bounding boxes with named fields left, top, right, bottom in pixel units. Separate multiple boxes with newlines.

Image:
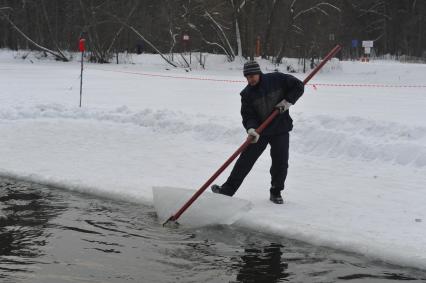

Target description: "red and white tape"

left=90, top=68, right=426, bottom=88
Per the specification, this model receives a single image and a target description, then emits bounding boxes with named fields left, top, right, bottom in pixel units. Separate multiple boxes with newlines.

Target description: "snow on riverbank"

left=1, top=50, right=426, bottom=270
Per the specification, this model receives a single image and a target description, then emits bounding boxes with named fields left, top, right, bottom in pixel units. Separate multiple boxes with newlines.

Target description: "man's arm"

left=240, top=91, right=259, bottom=131
left=280, top=73, right=304, bottom=104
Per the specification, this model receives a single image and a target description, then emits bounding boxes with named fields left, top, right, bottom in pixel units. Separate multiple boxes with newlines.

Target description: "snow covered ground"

left=1, top=50, right=426, bottom=270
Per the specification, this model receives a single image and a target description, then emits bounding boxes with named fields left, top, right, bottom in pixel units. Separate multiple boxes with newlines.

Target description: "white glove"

left=247, top=128, right=260, bottom=143
left=275, top=99, right=293, bottom=113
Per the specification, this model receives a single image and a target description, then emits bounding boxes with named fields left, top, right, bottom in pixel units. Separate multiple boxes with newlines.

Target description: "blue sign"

left=351, top=39, right=359, bottom=48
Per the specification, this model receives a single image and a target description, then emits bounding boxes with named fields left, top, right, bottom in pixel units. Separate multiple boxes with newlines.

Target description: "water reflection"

left=1, top=178, right=426, bottom=283
left=0, top=179, right=67, bottom=279
left=235, top=243, right=289, bottom=283
left=338, top=272, right=419, bottom=281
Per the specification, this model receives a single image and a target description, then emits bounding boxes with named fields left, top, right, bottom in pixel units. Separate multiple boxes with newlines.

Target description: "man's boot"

left=211, top=184, right=222, bottom=194
left=269, top=189, right=284, bottom=204
left=211, top=184, right=234, bottom=196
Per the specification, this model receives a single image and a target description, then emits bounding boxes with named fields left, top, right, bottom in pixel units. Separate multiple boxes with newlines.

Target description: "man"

left=211, top=61, right=304, bottom=204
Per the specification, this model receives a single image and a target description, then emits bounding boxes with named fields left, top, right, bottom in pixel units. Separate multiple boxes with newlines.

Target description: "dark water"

left=0, top=178, right=425, bottom=283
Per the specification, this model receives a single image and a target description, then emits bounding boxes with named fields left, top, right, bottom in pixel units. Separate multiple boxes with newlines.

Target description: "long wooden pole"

left=164, top=44, right=342, bottom=226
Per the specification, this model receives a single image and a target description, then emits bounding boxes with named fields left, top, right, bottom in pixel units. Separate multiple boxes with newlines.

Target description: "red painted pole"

left=79, top=38, right=86, bottom=108
left=164, top=44, right=342, bottom=225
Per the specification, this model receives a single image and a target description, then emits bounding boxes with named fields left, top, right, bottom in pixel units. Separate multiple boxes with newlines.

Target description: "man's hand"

left=247, top=128, right=260, bottom=143
left=275, top=99, right=293, bottom=113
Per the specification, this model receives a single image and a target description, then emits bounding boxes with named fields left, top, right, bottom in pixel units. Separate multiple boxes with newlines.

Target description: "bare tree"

left=229, top=0, right=246, bottom=57
left=1, top=0, right=425, bottom=62
left=0, top=8, right=69, bottom=61
left=275, top=0, right=341, bottom=63
left=106, top=7, right=178, bottom=67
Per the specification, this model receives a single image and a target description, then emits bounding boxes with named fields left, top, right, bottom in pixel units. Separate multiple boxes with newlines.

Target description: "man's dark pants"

left=220, top=132, right=289, bottom=196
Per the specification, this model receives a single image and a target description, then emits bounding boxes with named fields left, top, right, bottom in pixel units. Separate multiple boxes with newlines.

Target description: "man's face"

left=245, top=74, right=260, bottom=86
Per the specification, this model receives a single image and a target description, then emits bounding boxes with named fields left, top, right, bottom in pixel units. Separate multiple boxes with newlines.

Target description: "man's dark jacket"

left=240, top=72, right=304, bottom=136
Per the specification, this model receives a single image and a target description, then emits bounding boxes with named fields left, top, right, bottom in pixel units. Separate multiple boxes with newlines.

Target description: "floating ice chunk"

left=152, top=186, right=252, bottom=227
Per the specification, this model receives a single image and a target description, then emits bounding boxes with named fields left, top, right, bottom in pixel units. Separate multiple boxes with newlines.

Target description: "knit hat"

left=243, top=61, right=261, bottom=76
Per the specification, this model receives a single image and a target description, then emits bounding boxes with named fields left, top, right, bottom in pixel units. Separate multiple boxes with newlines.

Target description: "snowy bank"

left=1, top=50, right=426, bottom=270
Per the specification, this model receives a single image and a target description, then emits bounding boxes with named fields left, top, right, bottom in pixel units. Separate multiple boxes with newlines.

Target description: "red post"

left=79, top=38, right=86, bottom=52
left=182, top=34, right=190, bottom=53
left=164, top=45, right=342, bottom=225
left=255, top=36, right=261, bottom=57
left=79, top=38, right=85, bottom=107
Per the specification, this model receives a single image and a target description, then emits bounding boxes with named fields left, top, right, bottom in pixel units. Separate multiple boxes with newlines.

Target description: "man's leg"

left=219, top=136, right=269, bottom=196
left=269, top=132, right=289, bottom=195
